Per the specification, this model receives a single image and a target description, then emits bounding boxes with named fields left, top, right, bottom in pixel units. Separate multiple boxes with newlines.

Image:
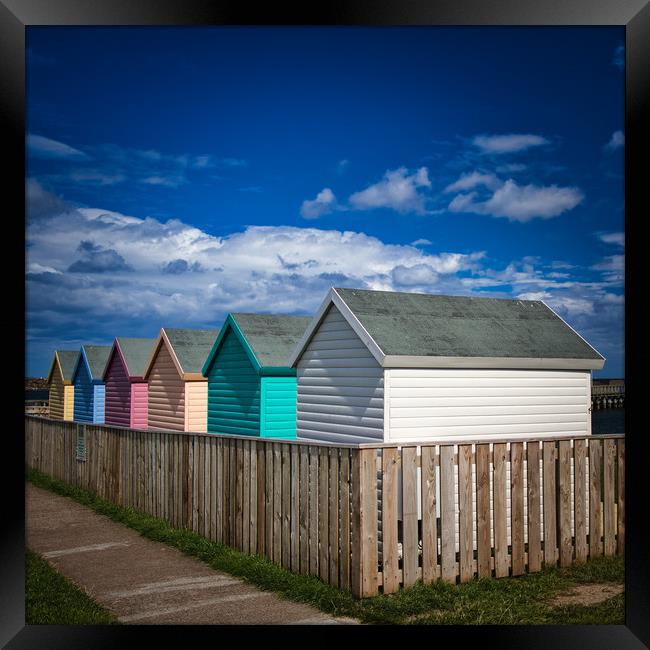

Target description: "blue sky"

left=26, top=27, right=625, bottom=377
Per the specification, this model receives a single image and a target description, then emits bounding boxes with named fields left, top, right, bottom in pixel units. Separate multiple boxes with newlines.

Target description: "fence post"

left=351, top=447, right=378, bottom=598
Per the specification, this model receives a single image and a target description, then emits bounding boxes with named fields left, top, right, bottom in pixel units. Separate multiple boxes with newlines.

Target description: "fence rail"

left=24, top=416, right=624, bottom=598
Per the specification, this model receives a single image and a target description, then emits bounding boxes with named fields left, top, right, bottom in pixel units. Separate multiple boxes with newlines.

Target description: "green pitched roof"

left=165, top=328, right=220, bottom=374
left=56, top=350, right=80, bottom=382
left=116, top=337, right=156, bottom=378
left=335, top=288, right=603, bottom=360
left=232, top=313, right=313, bottom=367
left=82, top=345, right=112, bottom=381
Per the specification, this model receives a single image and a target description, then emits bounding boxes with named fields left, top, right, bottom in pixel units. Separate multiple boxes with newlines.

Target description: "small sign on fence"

left=76, top=425, right=86, bottom=462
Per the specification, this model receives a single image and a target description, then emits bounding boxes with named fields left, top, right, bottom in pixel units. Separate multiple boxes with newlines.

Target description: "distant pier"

left=591, top=379, right=625, bottom=409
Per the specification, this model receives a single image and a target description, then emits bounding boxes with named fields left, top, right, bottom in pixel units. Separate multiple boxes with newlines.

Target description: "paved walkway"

left=26, top=484, right=359, bottom=625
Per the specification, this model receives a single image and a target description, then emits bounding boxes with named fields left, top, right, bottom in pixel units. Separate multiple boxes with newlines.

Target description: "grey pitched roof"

left=232, top=313, right=313, bottom=367
left=56, top=350, right=81, bottom=382
left=116, top=337, right=156, bottom=378
left=335, top=288, right=603, bottom=360
left=82, top=345, right=112, bottom=381
left=165, top=328, right=220, bottom=374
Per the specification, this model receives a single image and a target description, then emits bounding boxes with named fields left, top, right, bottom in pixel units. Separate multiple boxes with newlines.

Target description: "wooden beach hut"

left=202, top=313, right=312, bottom=438
left=71, top=345, right=112, bottom=424
left=289, top=287, right=606, bottom=445
left=46, top=350, right=80, bottom=421
left=143, top=328, right=219, bottom=432
left=102, top=337, right=156, bottom=429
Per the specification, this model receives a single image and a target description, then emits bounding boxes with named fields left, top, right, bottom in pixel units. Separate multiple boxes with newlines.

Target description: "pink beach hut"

left=102, top=337, right=156, bottom=429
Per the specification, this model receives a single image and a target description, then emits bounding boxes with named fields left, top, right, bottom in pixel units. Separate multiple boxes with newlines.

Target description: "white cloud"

left=348, top=166, right=431, bottom=214
left=448, top=179, right=584, bottom=222
left=411, top=238, right=432, bottom=246
left=604, top=130, right=624, bottom=152
left=27, top=134, right=89, bottom=161
left=336, top=159, right=349, bottom=174
left=444, top=171, right=502, bottom=193
left=472, top=134, right=549, bottom=154
left=598, top=232, right=624, bottom=247
left=300, top=187, right=338, bottom=219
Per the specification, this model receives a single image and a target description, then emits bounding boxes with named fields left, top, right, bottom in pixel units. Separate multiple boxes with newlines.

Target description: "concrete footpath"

left=26, top=484, right=359, bottom=625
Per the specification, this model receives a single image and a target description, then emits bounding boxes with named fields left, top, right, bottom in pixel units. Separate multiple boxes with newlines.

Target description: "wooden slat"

left=299, top=445, right=310, bottom=574
left=205, top=436, right=212, bottom=540
left=257, top=443, right=266, bottom=556
left=273, top=444, right=282, bottom=565
left=318, top=446, right=329, bottom=582
left=511, top=442, right=525, bottom=576
left=351, top=448, right=378, bottom=598
left=282, top=444, right=291, bottom=569
left=475, top=443, right=491, bottom=578
left=339, top=448, right=351, bottom=591
left=589, top=438, right=603, bottom=557
left=235, top=440, right=244, bottom=551
left=458, top=444, right=473, bottom=583
left=574, top=439, right=588, bottom=562
left=617, top=439, right=625, bottom=555
left=421, top=445, right=439, bottom=584
left=381, top=447, right=400, bottom=593
left=290, top=445, right=300, bottom=573
left=543, top=441, right=557, bottom=567
left=265, top=442, right=273, bottom=560
left=197, top=436, right=205, bottom=536
left=603, top=438, right=617, bottom=556
left=440, top=445, right=456, bottom=583
left=402, top=446, right=419, bottom=588
left=248, top=440, right=257, bottom=553
left=558, top=440, right=572, bottom=567
left=309, top=446, right=319, bottom=576
left=223, top=439, right=231, bottom=545
left=215, top=438, right=223, bottom=542
left=493, top=442, right=509, bottom=577
left=527, top=441, right=542, bottom=573
left=328, top=447, right=340, bottom=587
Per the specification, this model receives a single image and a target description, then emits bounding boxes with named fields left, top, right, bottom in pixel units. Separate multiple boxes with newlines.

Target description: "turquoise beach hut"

left=72, top=344, right=112, bottom=424
left=202, top=313, right=312, bottom=439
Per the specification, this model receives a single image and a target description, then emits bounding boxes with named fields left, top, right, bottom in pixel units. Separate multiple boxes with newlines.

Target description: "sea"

left=591, top=409, right=625, bottom=435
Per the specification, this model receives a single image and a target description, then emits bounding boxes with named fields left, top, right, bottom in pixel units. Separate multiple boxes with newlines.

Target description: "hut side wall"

left=147, top=343, right=185, bottom=432
left=386, top=368, right=592, bottom=441
left=48, top=367, right=65, bottom=420
left=296, top=304, right=384, bottom=444
left=73, top=360, right=95, bottom=423
left=206, top=328, right=260, bottom=436
left=260, top=376, right=297, bottom=439
left=93, top=384, right=105, bottom=425
left=130, top=382, right=148, bottom=430
left=185, top=381, right=208, bottom=433
left=63, top=385, right=75, bottom=421
left=104, top=351, right=131, bottom=427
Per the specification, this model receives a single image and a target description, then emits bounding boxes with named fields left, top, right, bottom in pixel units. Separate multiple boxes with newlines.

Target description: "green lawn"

left=27, top=466, right=624, bottom=626
left=26, top=548, right=118, bottom=625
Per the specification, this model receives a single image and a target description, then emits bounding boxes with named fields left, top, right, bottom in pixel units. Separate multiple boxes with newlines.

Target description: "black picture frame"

left=5, top=0, right=647, bottom=646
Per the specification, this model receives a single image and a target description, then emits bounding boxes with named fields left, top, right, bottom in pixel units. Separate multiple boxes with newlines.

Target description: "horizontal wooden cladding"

left=148, top=343, right=185, bottom=431
left=48, top=372, right=65, bottom=420
left=387, top=368, right=590, bottom=442
left=297, top=304, right=383, bottom=445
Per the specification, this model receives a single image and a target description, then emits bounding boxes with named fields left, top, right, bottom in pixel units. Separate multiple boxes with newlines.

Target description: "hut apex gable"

left=202, top=315, right=261, bottom=376
left=203, top=313, right=312, bottom=375
left=288, top=288, right=386, bottom=367
left=144, top=328, right=219, bottom=381
left=47, top=350, right=81, bottom=385
left=72, top=345, right=111, bottom=384
left=112, top=336, right=156, bottom=380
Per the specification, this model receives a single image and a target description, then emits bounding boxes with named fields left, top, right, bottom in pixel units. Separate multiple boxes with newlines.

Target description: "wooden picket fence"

left=24, top=416, right=624, bottom=598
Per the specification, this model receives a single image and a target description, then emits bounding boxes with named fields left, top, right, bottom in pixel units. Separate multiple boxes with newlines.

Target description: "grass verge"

left=26, top=548, right=118, bottom=625
left=26, top=466, right=624, bottom=625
